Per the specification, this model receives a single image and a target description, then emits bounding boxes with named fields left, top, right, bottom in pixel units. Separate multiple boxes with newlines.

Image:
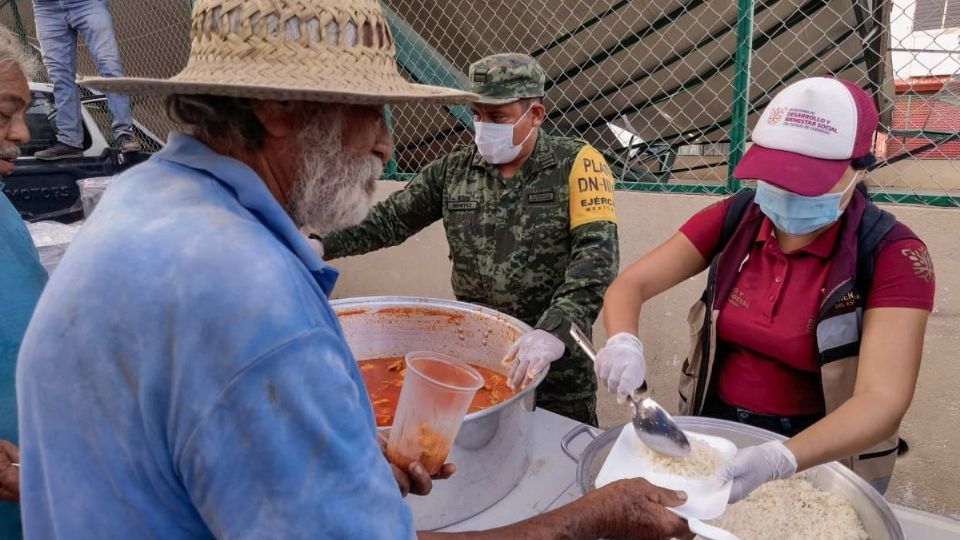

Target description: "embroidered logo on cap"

left=767, top=106, right=786, bottom=125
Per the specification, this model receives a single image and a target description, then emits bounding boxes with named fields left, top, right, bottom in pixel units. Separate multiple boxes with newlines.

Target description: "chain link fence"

left=383, top=0, right=960, bottom=206
left=2, top=0, right=958, bottom=206
left=0, top=0, right=191, bottom=152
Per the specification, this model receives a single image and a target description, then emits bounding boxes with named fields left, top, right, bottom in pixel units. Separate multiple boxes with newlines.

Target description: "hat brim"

left=733, top=144, right=851, bottom=196
left=79, top=76, right=478, bottom=105
left=474, top=96, right=521, bottom=105
left=472, top=94, right=545, bottom=105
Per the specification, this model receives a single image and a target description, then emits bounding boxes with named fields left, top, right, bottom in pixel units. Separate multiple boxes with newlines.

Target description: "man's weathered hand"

left=593, top=478, right=690, bottom=540
left=378, top=432, right=455, bottom=497
left=0, top=439, right=20, bottom=501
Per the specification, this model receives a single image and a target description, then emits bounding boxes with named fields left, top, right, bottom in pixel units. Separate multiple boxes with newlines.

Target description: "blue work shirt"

left=16, top=133, right=414, bottom=539
left=0, top=188, right=47, bottom=540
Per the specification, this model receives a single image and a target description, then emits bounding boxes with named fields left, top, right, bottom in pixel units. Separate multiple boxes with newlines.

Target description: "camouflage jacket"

left=321, top=132, right=619, bottom=352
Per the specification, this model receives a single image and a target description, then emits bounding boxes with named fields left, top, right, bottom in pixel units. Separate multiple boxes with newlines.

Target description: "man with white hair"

left=17, top=1, right=688, bottom=539
left=0, top=26, right=47, bottom=540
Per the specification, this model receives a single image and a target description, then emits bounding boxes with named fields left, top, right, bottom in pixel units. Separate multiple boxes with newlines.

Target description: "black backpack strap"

left=715, top=186, right=893, bottom=301
left=855, top=198, right=898, bottom=297
left=716, top=189, right=756, bottom=257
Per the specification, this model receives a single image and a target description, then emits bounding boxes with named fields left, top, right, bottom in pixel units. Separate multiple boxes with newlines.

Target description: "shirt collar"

left=153, top=132, right=339, bottom=295
left=755, top=214, right=843, bottom=258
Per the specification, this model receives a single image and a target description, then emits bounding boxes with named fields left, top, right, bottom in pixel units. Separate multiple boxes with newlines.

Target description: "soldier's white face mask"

left=474, top=105, right=536, bottom=165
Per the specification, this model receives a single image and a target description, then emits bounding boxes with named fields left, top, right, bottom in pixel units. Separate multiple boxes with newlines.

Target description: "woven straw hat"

left=80, top=0, right=475, bottom=104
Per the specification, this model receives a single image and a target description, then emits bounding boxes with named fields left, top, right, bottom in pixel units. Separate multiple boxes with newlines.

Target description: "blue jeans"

left=701, top=395, right=822, bottom=437
left=33, top=0, right=133, bottom=147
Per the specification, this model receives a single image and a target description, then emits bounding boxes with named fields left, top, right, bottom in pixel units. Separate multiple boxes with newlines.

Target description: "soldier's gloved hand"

left=717, top=441, right=797, bottom=503
left=305, top=234, right=324, bottom=259
left=501, top=330, right=566, bottom=390
left=595, top=333, right=646, bottom=397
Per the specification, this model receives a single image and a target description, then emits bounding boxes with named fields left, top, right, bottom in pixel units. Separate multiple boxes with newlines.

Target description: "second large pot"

left=332, top=296, right=545, bottom=530
left=561, top=417, right=904, bottom=540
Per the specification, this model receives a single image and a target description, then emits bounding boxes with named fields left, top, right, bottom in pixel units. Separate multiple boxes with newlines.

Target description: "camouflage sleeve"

left=317, top=158, right=446, bottom=260
left=534, top=221, right=619, bottom=346
left=534, top=143, right=620, bottom=347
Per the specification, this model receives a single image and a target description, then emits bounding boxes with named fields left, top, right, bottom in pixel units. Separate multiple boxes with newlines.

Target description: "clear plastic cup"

left=386, top=351, right=484, bottom=475
left=76, top=176, right=116, bottom=218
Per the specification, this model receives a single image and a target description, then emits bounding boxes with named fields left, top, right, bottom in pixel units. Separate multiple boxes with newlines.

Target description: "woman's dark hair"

left=165, top=94, right=266, bottom=149
left=851, top=152, right=876, bottom=171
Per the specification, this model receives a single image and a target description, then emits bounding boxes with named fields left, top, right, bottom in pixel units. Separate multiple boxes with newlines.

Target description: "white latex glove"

left=305, top=235, right=324, bottom=259
left=594, top=332, right=646, bottom=397
left=717, top=440, right=797, bottom=503
left=501, top=330, right=566, bottom=389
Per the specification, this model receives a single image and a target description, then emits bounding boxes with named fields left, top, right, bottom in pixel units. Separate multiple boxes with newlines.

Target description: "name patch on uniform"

left=568, top=145, right=617, bottom=229
left=447, top=200, right=479, bottom=211
left=525, top=187, right=556, bottom=204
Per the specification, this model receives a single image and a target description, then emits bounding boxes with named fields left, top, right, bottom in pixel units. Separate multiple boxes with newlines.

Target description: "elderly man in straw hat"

left=16, top=0, right=689, bottom=539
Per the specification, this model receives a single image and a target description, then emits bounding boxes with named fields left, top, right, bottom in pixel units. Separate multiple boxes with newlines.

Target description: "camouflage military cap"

left=468, top=53, right=546, bottom=105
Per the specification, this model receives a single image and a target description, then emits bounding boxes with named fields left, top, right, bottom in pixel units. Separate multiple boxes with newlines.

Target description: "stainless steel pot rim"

left=564, top=417, right=903, bottom=539
left=570, top=417, right=875, bottom=490
left=331, top=295, right=546, bottom=420
left=334, top=296, right=537, bottom=530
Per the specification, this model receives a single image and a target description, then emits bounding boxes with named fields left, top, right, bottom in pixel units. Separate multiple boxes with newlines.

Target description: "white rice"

left=701, top=477, right=870, bottom=540
left=637, top=437, right=723, bottom=478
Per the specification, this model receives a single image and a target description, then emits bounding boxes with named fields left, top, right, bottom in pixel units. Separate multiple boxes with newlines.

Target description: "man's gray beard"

left=288, top=112, right=382, bottom=232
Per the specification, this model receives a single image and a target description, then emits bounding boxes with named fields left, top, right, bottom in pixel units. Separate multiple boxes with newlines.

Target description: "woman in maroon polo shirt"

left=596, top=77, right=934, bottom=502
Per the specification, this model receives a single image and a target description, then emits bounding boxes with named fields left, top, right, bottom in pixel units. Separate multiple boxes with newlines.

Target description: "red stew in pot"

left=359, top=356, right=514, bottom=427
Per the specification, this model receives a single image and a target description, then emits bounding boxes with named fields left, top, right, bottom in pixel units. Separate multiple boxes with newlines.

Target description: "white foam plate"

left=595, top=424, right=738, bottom=520
left=686, top=517, right=742, bottom=540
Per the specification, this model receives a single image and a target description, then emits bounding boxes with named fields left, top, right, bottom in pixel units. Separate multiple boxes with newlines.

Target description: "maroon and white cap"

left=733, top=77, right=879, bottom=196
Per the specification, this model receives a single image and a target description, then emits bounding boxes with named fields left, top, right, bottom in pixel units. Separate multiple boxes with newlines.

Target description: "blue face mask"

left=754, top=176, right=859, bottom=236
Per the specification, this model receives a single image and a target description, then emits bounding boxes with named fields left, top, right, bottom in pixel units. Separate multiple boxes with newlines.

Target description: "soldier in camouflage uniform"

left=311, top=53, right=619, bottom=425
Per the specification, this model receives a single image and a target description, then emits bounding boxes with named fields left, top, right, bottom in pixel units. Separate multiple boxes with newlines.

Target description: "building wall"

left=670, top=148, right=960, bottom=193
left=890, top=0, right=960, bottom=78
left=330, top=182, right=960, bottom=519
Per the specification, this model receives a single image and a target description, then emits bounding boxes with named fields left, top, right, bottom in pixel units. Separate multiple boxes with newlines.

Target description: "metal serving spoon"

left=569, top=325, right=691, bottom=457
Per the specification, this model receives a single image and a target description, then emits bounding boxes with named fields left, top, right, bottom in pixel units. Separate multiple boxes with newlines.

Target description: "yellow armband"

left=568, top=145, right=617, bottom=229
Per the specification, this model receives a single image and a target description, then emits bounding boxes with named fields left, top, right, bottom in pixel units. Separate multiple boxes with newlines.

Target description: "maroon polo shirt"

left=680, top=198, right=935, bottom=416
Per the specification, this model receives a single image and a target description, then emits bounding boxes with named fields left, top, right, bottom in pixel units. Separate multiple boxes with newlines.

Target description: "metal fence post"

left=383, top=105, right=399, bottom=178
left=727, top=0, right=755, bottom=192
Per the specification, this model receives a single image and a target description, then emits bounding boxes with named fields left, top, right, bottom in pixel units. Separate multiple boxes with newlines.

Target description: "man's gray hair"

left=166, top=95, right=337, bottom=154
left=166, top=94, right=266, bottom=150
left=0, top=26, right=37, bottom=80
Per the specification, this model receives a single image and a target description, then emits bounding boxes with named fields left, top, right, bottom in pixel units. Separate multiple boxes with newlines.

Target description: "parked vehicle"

left=3, top=82, right=162, bottom=223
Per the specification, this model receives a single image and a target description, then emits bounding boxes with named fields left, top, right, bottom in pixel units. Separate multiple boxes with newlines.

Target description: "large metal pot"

left=561, top=417, right=904, bottom=540
left=332, top=296, right=545, bottom=530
